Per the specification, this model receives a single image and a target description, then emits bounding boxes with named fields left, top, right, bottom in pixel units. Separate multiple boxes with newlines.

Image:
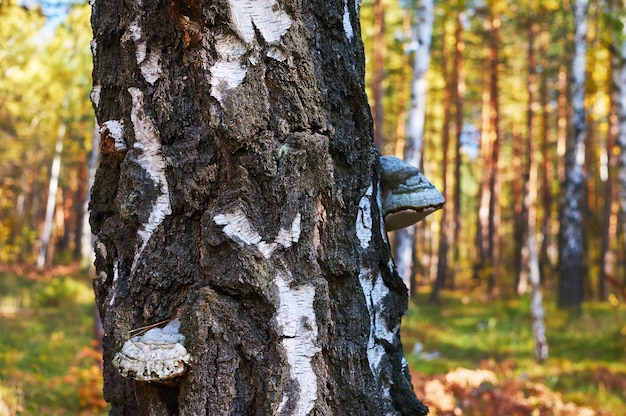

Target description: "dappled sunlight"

left=1, top=0, right=626, bottom=413
left=412, top=364, right=602, bottom=416
left=0, top=269, right=107, bottom=415
left=404, top=292, right=626, bottom=415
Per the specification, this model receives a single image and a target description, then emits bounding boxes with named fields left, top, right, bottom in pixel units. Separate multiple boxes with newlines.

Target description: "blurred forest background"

left=0, top=0, right=625, bottom=415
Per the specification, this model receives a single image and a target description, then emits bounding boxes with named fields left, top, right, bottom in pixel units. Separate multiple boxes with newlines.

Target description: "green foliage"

left=0, top=271, right=107, bottom=415
left=0, top=2, right=94, bottom=264
left=32, top=275, right=93, bottom=308
left=358, top=0, right=626, bottom=298
left=404, top=292, right=626, bottom=414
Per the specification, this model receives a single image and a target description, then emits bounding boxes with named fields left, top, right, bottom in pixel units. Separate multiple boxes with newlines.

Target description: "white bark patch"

left=128, top=88, right=172, bottom=269
left=376, top=183, right=388, bottom=243
left=113, top=319, right=191, bottom=383
left=214, top=210, right=263, bottom=245
left=95, top=239, right=107, bottom=261
left=210, top=0, right=292, bottom=105
left=358, top=268, right=397, bottom=375
left=267, top=46, right=288, bottom=62
left=91, top=84, right=101, bottom=109
left=274, top=270, right=320, bottom=415
left=210, top=35, right=248, bottom=104
left=125, top=21, right=161, bottom=85
left=109, top=260, right=120, bottom=306
left=356, top=184, right=373, bottom=249
left=228, top=0, right=292, bottom=44
left=90, top=38, right=97, bottom=58
left=275, top=213, right=301, bottom=249
left=343, top=0, right=354, bottom=40
left=214, top=210, right=301, bottom=259
left=101, top=120, right=126, bottom=151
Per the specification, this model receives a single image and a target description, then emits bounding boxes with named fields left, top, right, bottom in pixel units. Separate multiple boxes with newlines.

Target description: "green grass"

left=2, top=270, right=625, bottom=414
left=403, top=290, right=626, bottom=414
left=0, top=271, right=108, bottom=415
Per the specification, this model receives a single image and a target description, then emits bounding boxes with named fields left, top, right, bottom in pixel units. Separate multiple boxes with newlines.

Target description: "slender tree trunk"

left=558, top=0, right=588, bottom=311
left=404, top=0, right=433, bottom=172
left=81, top=124, right=101, bottom=271
left=52, top=186, right=65, bottom=258
left=614, top=2, right=626, bottom=297
left=11, top=152, right=29, bottom=262
left=451, top=11, right=465, bottom=290
left=474, top=52, right=491, bottom=283
left=525, top=13, right=548, bottom=362
left=431, top=22, right=451, bottom=303
left=394, top=0, right=434, bottom=295
left=513, top=121, right=528, bottom=295
left=486, top=13, right=501, bottom=296
left=37, top=121, right=65, bottom=270
left=517, top=16, right=539, bottom=297
left=600, top=98, right=617, bottom=301
left=475, top=10, right=501, bottom=295
left=74, top=159, right=87, bottom=260
left=557, top=65, right=568, bottom=189
left=539, top=23, right=554, bottom=279
left=372, top=0, right=386, bottom=150
left=90, top=1, right=428, bottom=415
left=394, top=14, right=412, bottom=159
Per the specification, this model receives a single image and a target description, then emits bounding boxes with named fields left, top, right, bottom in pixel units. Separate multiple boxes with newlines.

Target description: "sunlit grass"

left=403, top=290, right=626, bottom=414
left=2, top=270, right=624, bottom=414
left=0, top=271, right=107, bottom=415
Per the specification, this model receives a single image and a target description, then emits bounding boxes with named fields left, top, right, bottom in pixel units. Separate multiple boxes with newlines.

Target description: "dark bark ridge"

left=90, top=1, right=427, bottom=414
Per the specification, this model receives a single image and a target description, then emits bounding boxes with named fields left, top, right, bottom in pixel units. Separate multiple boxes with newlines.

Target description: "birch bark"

left=614, top=2, right=626, bottom=286
left=37, top=121, right=65, bottom=270
left=558, top=0, right=588, bottom=311
left=89, top=1, right=428, bottom=414
left=394, top=0, right=434, bottom=294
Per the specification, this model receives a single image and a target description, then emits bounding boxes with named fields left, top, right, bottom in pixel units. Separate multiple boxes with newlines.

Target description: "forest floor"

left=404, top=290, right=626, bottom=415
left=0, top=265, right=624, bottom=415
left=0, top=264, right=107, bottom=415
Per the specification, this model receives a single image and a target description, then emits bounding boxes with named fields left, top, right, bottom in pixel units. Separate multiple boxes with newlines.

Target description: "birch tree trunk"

left=601, top=21, right=620, bottom=301
left=558, top=0, right=588, bottom=311
left=372, top=0, right=386, bottom=150
left=89, top=1, right=428, bottom=415
left=81, top=124, right=100, bottom=271
left=615, top=1, right=626, bottom=288
left=524, top=11, right=547, bottom=363
left=394, top=0, right=433, bottom=295
left=475, top=8, right=501, bottom=296
left=37, top=121, right=65, bottom=270
left=430, top=17, right=451, bottom=303
left=539, top=23, right=555, bottom=279
left=486, top=12, right=501, bottom=296
left=451, top=11, right=465, bottom=291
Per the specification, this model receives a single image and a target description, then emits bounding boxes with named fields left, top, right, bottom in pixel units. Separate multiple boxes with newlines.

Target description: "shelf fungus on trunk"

left=113, top=319, right=190, bottom=384
left=380, top=155, right=445, bottom=231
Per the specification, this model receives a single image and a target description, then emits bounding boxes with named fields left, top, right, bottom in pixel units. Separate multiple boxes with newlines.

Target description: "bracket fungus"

left=113, top=319, right=190, bottom=384
left=380, top=156, right=445, bottom=231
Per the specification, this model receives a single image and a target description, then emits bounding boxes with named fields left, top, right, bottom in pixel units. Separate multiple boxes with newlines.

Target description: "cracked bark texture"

left=90, top=0, right=428, bottom=415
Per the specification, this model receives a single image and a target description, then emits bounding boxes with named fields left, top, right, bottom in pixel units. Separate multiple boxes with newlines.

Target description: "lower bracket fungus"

left=380, top=156, right=445, bottom=231
left=113, top=319, right=191, bottom=384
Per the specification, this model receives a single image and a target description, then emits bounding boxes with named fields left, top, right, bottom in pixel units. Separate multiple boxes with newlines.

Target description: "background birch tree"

left=524, top=0, right=547, bottom=363
left=89, top=0, right=428, bottom=414
left=558, top=0, right=588, bottom=311
left=393, top=0, right=434, bottom=294
left=614, top=3, right=626, bottom=278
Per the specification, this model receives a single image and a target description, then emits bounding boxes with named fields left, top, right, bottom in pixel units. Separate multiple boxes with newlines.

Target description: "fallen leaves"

left=412, top=365, right=605, bottom=416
